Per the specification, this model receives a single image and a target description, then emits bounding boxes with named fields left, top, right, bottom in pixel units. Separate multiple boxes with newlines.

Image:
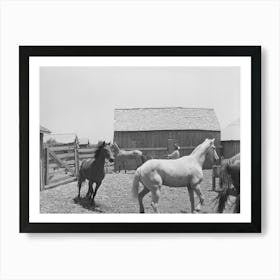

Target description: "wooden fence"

left=40, top=146, right=112, bottom=191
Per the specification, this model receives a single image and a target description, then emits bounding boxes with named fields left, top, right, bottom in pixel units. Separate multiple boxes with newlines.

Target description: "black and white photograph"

left=40, top=67, right=239, bottom=214
left=20, top=46, right=261, bottom=232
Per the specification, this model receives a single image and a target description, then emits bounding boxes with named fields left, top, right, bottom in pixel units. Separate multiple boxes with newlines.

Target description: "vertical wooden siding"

left=222, top=141, right=240, bottom=159
left=114, top=130, right=221, bottom=169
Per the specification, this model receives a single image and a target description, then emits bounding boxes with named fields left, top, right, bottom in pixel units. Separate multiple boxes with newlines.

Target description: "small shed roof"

left=40, top=125, right=51, bottom=134
left=114, top=107, right=220, bottom=132
left=222, top=118, right=240, bottom=141
left=78, top=138, right=90, bottom=145
left=44, top=133, right=78, bottom=145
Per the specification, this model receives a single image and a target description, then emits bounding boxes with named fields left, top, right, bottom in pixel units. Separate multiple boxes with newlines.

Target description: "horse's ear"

left=103, top=141, right=106, bottom=146
left=108, top=142, right=111, bottom=145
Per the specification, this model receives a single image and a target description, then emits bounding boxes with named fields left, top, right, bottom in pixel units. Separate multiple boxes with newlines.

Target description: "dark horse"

left=77, top=141, right=114, bottom=205
left=216, top=153, right=240, bottom=213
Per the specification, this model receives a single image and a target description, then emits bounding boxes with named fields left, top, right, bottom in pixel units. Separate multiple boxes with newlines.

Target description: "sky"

left=40, top=66, right=240, bottom=143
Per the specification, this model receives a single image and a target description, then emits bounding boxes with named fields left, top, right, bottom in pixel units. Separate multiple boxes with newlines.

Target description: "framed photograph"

left=20, top=46, right=261, bottom=233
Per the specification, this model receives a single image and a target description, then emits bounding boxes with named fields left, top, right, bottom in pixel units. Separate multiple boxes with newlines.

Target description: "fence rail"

left=40, top=144, right=226, bottom=191
left=41, top=145, right=114, bottom=191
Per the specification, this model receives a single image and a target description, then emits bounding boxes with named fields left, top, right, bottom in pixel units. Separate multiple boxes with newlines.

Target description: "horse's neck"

left=191, top=143, right=209, bottom=167
left=91, top=154, right=105, bottom=169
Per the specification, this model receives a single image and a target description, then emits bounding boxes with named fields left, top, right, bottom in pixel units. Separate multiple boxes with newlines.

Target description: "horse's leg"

left=187, top=186, right=195, bottom=213
left=77, top=178, right=83, bottom=198
left=86, top=180, right=94, bottom=199
left=151, top=187, right=160, bottom=213
left=193, top=184, right=204, bottom=211
left=124, top=160, right=126, bottom=174
left=138, top=186, right=150, bottom=213
left=91, top=181, right=101, bottom=205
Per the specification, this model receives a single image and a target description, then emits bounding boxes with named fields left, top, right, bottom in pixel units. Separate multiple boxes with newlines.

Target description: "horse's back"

left=138, top=157, right=202, bottom=187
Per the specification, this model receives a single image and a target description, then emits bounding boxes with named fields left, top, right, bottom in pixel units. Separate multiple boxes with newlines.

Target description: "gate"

left=41, top=145, right=114, bottom=190
left=42, top=145, right=79, bottom=190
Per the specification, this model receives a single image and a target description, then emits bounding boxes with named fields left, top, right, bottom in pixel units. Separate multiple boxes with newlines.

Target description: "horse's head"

left=96, top=141, right=115, bottom=162
left=111, top=142, right=120, bottom=155
left=206, top=138, right=219, bottom=162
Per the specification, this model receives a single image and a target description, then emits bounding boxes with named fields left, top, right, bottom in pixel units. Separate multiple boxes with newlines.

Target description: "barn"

left=40, top=125, right=51, bottom=154
left=113, top=107, right=221, bottom=170
left=221, top=118, right=240, bottom=158
left=78, top=138, right=90, bottom=148
left=44, top=133, right=79, bottom=147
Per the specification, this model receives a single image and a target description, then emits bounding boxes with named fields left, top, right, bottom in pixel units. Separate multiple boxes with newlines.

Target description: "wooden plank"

left=40, top=160, right=44, bottom=191
left=53, top=152, right=75, bottom=159
left=124, top=147, right=166, bottom=151
left=78, top=148, right=96, bottom=153
left=44, top=177, right=77, bottom=190
left=48, top=150, right=76, bottom=176
left=49, top=174, right=74, bottom=184
left=74, top=148, right=79, bottom=177
left=44, top=147, right=49, bottom=186
left=78, top=153, right=94, bottom=160
left=49, top=160, right=75, bottom=169
left=48, top=145, right=76, bottom=152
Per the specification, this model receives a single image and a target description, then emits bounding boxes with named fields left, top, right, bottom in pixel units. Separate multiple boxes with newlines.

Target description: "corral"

left=40, top=170, right=231, bottom=214
left=113, top=107, right=221, bottom=170
left=39, top=108, right=237, bottom=214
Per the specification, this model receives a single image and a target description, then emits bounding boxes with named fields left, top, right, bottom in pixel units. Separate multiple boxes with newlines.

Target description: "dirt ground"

left=40, top=170, right=234, bottom=214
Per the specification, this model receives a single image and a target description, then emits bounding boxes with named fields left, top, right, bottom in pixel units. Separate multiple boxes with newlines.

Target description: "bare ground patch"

left=40, top=170, right=229, bottom=214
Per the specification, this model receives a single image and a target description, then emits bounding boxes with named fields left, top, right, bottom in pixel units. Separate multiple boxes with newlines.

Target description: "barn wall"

left=222, top=141, right=240, bottom=159
left=114, top=130, right=221, bottom=170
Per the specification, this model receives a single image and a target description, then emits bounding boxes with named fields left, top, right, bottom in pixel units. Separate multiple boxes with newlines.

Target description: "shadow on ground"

left=73, top=196, right=104, bottom=213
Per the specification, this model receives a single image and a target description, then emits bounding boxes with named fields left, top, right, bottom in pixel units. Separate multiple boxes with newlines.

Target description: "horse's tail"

left=216, top=163, right=232, bottom=213
left=234, top=194, right=240, bottom=213
left=132, top=169, right=141, bottom=199
left=217, top=188, right=229, bottom=213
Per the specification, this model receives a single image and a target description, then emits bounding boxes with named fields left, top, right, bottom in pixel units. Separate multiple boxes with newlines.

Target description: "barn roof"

left=222, top=118, right=240, bottom=141
left=114, top=107, right=220, bottom=132
left=40, top=125, right=51, bottom=134
left=44, top=133, right=78, bottom=145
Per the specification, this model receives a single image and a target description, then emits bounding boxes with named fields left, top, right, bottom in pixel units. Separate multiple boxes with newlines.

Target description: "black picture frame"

left=20, top=46, right=261, bottom=233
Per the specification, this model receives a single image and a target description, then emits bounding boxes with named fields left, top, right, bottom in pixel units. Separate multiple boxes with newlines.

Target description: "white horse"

left=112, top=142, right=144, bottom=173
left=167, top=144, right=180, bottom=159
left=132, top=138, right=219, bottom=213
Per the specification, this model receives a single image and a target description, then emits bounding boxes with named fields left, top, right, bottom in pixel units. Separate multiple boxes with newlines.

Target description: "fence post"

left=44, top=147, right=49, bottom=186
left=74, top=148, right=79, bottom=177
left=40, top=159, right=44, bottom=191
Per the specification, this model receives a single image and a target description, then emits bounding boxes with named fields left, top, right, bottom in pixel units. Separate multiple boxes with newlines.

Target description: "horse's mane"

left=191, top=139, right=208, bottom=155
left=94, top=143, right=104, bottom=159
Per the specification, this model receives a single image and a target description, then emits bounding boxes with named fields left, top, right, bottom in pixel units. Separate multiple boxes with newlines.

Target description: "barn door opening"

left=167, top=139, right=177, bottom=154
